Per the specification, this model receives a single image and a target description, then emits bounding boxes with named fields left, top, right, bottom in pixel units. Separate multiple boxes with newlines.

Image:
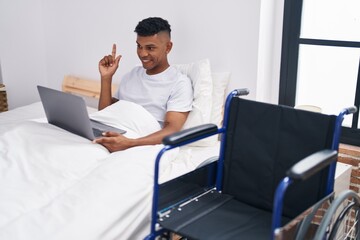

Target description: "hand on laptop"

left=93, top=131, right=133, bottom=152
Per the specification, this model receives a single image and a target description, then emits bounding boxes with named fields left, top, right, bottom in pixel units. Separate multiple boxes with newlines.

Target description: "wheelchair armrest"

left=287, top=149, right=338, bottom=181
left=163, top=123, right=218, bottom=146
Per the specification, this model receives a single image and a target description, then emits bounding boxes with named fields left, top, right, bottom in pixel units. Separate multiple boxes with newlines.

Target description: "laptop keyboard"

left=90, top=120, right=126, bottom=137
left=92, top=128, right=104, bottom=137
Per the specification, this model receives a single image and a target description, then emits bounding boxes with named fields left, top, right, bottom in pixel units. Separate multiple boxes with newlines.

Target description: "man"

left=94, top=17, right=193, bottom=152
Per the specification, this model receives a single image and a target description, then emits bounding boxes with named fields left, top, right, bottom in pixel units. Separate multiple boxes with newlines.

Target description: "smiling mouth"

left=141, top=59, right=153, bottom=69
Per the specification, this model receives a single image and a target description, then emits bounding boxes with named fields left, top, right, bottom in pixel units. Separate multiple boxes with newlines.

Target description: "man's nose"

left=138, top=48, right=148, bottom=57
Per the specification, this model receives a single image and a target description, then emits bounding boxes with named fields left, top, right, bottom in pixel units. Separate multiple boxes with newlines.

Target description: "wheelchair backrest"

left=222, top=97, right=336, bottom=218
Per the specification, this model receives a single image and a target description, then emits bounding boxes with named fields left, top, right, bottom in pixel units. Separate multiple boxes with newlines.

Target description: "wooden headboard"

left=62, top=75, right=118, bottom=99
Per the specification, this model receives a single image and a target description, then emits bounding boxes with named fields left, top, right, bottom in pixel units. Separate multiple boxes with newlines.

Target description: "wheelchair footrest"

left=159, top=190, right=233, bottom=233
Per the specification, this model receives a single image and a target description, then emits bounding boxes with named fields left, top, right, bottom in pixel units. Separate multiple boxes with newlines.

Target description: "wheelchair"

left=145, top=89, right=358, bottom=240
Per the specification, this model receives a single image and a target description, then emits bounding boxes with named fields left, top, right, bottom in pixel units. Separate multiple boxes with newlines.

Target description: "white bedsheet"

left=0, top=101, right=220, bottom=240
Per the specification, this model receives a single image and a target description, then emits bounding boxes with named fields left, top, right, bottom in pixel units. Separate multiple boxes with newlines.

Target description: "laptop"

left=37, top=85, right=126, bottom=140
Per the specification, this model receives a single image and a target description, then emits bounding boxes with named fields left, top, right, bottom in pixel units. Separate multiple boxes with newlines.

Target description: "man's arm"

left=98, top=44, right=121, bottom=110
left=93, top=111, right=189, bottom=152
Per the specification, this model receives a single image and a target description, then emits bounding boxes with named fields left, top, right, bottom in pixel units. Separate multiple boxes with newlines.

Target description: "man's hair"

left=134, top=17, right=171, bottom=37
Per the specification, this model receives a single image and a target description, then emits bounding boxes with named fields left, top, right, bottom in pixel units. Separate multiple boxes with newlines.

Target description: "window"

left=279, top=0, right=360, bottom=146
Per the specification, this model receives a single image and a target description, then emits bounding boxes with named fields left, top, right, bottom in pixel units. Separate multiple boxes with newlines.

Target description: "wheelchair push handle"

left=234, top=88, right=250, bottom=97
left=345, top=106, right=357, bottom=114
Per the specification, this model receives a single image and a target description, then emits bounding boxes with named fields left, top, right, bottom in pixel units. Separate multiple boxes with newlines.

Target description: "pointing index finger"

left=112, top=44, right=116, bottom=59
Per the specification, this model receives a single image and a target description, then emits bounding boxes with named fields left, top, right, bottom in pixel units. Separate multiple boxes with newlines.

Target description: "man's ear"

left=166, top=41, right=173, bottom=54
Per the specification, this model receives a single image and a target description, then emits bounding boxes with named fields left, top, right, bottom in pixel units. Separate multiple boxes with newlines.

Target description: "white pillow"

left=188, top=72, right=231, bottom=147
left=173, top=59, right=214, bottom=147
left=89, top=100, right=161, bottom=138
left=173, top=60, right=231, bottom=147
left=192, top=72, right=231, bottom=146
left=174, top=59, right=213, bottom=130
left=210, top=72, right=231, bottom=127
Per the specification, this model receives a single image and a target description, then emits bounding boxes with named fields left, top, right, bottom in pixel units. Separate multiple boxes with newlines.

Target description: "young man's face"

left=136, top=32, right=172, bottom=75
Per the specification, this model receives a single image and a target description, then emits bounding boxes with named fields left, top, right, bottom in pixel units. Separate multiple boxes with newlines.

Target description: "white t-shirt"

left=115, top=66, right=193, bottom=124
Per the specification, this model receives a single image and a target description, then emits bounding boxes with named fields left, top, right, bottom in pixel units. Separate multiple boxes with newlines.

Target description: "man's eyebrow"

left=136, top=41, right=157, bottom=47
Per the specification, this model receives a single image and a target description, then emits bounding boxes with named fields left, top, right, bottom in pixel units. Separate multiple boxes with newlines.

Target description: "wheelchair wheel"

left=329, top=201, right=360, bottom=239
left=315, top=190, right=360, bottom=240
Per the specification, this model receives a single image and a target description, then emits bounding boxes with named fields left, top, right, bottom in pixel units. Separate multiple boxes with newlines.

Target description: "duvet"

left=0, top=100, right=218, bottom=240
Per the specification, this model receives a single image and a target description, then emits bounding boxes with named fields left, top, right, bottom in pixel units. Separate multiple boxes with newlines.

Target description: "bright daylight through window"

left=296, top=0, right=360, bottom=127
left=279, top=0, right=360, bottom=146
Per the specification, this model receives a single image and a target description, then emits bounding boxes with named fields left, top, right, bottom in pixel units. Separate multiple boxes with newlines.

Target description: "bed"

left=0, top=59, right=230, bottom=239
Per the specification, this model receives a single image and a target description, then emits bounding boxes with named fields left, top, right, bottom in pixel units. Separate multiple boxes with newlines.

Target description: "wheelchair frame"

left=145, top=89, right=357, bottom=240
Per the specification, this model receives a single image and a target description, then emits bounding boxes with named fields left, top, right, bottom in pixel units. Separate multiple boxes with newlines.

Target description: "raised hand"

left=98, top=44, right=122, bottom=110
left=98, top=44, right=122, bottom=78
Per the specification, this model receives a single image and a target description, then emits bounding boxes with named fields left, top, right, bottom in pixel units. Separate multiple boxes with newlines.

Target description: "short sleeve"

left=166, top=74, right=193, bottom=113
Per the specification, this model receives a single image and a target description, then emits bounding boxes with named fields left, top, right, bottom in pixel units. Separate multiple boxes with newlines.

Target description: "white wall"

left=257, top=0, right=284, bottom=104
left=0, top=0, right=283, bottom=109
left=0, top=0, right=48, bottom=108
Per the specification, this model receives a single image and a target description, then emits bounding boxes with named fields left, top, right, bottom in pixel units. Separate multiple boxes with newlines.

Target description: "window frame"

left=279, top=0, right=360, bottom=146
